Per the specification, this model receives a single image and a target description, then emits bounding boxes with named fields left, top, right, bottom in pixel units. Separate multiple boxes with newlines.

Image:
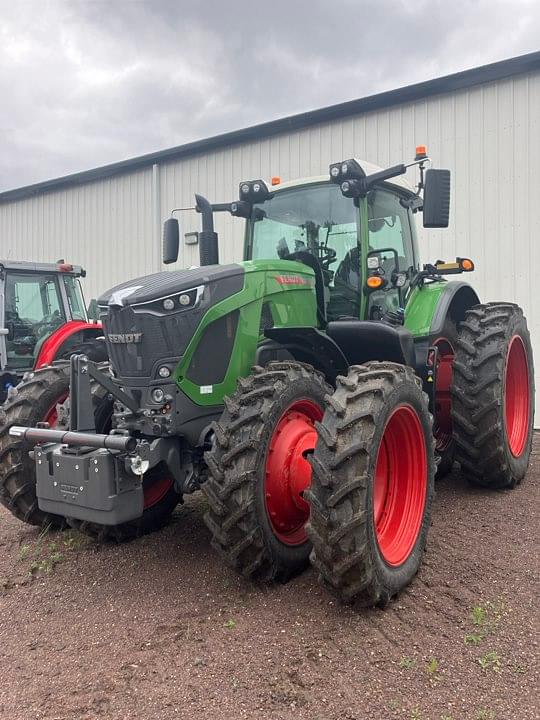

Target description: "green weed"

left=399, top=656, right=416, bottom=669
left=223, top=619, right=237, bottom=629
left=425, top=657, right=439, bottom=675
left=478, top=651, right=501, bottom=673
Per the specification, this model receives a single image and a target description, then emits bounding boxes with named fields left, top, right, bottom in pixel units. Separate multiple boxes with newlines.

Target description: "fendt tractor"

left=0, top=149, right=534, bottom=606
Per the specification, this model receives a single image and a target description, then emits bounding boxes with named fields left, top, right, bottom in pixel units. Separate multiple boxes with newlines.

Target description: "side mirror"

left=423, top=169, right=450, bottom=228
left=163, top=218, right=180, bottom=264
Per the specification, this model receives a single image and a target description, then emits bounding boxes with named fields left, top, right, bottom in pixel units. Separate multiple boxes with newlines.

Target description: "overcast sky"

left=0, top=0, right=538, bottom=191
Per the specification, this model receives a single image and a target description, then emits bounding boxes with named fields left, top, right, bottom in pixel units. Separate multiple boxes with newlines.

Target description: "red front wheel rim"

left=433, top=337, right=455, bottom=452
left=504, top=335, right=530, bottom=457
left=373, top=405, right=428, bottom=567
left=143, top=476, right=174, bottom=509
left=265, top=399, right=323, bottom=546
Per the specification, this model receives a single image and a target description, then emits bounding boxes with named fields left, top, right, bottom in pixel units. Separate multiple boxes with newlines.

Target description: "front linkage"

left=10, top=354, right=191, bottom=527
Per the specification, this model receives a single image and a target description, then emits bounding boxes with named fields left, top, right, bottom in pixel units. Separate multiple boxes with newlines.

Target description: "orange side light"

left=460, top=258, right=474, bottom=271
left=415, top=145, right=427, bottom=160
left=271, top=176, right=281, bottom=186
left=367, top=275, right=384, bottom=289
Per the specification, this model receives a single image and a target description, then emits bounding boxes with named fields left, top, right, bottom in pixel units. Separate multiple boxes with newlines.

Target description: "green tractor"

left=0, top=149, right=534, bottom=606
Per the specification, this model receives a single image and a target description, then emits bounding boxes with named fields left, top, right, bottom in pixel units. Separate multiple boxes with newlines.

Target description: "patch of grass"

left=478, top=651, right=501, bottom=673
left=471, top=605, right=487, bottom=626
left=512, top=662, right=526, bottom=674
left=410, top=708, right=422, bottom=719
left=465, top=633, right=483, bottom=646
left=223, top=618, right=237, bottom=629
left=441, top=715, right=455, bottom=720
left=399, top=656, right=416, bottom=669
left=29, top=552, right=64, bottom=575
left=476, top=710, right=495, bottom=720
left=18, top=544, right=31, bottom=561
left=425, top=657, right=439, bottom=676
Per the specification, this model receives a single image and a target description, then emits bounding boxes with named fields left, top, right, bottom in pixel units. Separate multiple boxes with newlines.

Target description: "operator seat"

left=326, top=320, right=415, bottom=367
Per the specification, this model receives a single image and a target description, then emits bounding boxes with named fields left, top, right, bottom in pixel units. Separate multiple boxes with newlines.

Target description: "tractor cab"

left=243, top=161, right=421, bottom=324
left=0, top=260, right=102, bottom=402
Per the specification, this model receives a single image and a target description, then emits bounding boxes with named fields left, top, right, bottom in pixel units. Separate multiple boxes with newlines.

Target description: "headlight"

left=179, top=293, right=191, bottom=306
left=341, top=162, right=348, bottom=174
left=158, top=366, right=171, bottom=378
left=330, top=166, right=340, bottom=177
left=163, top=298, right=175, bottom=310
left=151, top=388, right=165, bottom=404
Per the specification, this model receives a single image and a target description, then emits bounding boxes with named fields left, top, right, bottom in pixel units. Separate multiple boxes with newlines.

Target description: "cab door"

left=364, top=187, right=417, bottom=320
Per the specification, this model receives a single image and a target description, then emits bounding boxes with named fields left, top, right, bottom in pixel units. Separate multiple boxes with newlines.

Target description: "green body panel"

left=404, top=282, right=448, bottom=337
left=174, top=260, right=317, bottom=406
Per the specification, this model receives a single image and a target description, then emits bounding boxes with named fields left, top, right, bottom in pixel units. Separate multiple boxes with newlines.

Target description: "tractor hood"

left=98, top=264, right=245, bottom=308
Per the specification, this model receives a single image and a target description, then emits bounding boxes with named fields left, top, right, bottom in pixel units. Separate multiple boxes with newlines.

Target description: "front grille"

left=102, top=305, right=202, bottom=379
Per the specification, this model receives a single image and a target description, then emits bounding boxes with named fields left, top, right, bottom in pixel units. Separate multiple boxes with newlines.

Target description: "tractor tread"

left=308, top=362, right=435, bottom=607
left=202, top=361, right=332, bottom=583
left=450, top=303, right=534, bottom=489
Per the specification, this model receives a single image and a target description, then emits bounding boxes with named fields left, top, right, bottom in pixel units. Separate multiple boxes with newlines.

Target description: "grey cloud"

left=0, top=0, right=538, bottom=190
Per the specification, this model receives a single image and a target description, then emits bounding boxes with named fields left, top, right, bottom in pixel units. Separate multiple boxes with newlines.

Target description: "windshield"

left=4, top=272, right=66, bottom=369
left=248, top=183, right=360, bottom=319
left=63, top=275, right=87, bottom=321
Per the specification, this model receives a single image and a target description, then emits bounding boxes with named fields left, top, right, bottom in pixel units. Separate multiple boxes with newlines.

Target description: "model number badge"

left=108, top=333, right=143, bottom=344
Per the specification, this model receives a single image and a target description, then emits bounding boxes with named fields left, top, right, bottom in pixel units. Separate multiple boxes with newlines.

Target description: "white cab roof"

left=271, top=158, right=415, bottom=194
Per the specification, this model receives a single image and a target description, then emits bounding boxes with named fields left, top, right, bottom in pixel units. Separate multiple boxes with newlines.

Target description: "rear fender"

left=34, top=321, right=103, bottom=369
left=405, top=281, right=480, bottom=339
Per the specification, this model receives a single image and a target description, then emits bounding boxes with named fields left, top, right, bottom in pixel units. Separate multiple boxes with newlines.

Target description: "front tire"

left=451, top=303, right=534, bottom=489
left=307, top=362, right=435, bottom=606
left=202, top=362, right=331, bottom=582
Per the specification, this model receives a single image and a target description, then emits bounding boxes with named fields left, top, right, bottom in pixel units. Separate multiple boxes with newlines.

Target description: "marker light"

left=58, top=263, right=73, bottom=272
left=459, top=258, right=474, bottom=271
left=271, top=176, right=281, bottom=186
left=366, top=276, right=384, bottom=289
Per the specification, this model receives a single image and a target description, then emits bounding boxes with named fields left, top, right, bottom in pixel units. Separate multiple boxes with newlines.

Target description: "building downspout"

left=152, top=163, right=161, bottom=271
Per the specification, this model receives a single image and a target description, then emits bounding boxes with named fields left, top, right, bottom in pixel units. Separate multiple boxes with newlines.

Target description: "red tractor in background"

left=0, top=259, right=107, bottom=525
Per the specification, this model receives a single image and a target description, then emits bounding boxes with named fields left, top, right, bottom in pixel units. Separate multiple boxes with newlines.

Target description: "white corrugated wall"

left=1, top=69, right=539, bottom=420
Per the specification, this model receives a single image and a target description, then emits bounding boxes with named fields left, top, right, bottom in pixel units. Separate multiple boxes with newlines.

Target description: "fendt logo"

left=108, top=333, right=143, bottom=344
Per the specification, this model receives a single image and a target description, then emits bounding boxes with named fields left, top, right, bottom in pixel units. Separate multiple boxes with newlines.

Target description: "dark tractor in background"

left=0, top=149, right=534, bottom=607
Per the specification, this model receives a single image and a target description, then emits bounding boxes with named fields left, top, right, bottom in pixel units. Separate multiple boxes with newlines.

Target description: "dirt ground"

left=0, top=441, right=538, bottom=720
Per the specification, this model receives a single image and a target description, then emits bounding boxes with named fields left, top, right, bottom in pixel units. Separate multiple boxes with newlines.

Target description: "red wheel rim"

left=143, top=476, right=174, bottom=509
left=44, top=392, right=68, bottom=427
left=265, top=399, right=323, bottom=546
left=504, top=335, right=530, bottom=457
left=373, top=405, right=428, bottom=567
left=433, top=337, right=454, bottom=452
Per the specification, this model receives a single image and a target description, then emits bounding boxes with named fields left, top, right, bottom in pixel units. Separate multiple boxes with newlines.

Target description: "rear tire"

left=307, top=362, right=435, bottom=606
left=203, top=362, right=331, bottom=582
left=0, top=365, right=74, bottom=528
left=451, top=303, right=534, bottom=489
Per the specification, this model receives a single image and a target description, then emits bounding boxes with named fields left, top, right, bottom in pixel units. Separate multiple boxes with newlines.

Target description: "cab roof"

left=271, top=159, right=416, bottom=194
left=0, top=260, right=84, bottom=276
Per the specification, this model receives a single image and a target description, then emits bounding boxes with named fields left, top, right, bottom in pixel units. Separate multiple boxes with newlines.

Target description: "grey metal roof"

left=1, top=50, right=539, bottom=204
left=0, top=260, right=84, bottom=276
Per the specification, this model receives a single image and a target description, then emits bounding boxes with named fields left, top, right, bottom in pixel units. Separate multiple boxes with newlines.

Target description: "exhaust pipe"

left=195, top=194, right=219, bottom=266
left=9, top=426, right=137, bottom=452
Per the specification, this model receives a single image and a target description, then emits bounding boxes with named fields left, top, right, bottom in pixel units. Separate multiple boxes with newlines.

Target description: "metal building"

left=1, top=52, right=540, bottom=417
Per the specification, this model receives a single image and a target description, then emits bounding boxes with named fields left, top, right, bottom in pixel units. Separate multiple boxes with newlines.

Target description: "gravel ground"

left=0, top=439, right=538, bottom=720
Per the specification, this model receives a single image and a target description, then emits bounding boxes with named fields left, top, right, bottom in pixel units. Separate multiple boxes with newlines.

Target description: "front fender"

left=34, top=321, right=103, bottom=369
